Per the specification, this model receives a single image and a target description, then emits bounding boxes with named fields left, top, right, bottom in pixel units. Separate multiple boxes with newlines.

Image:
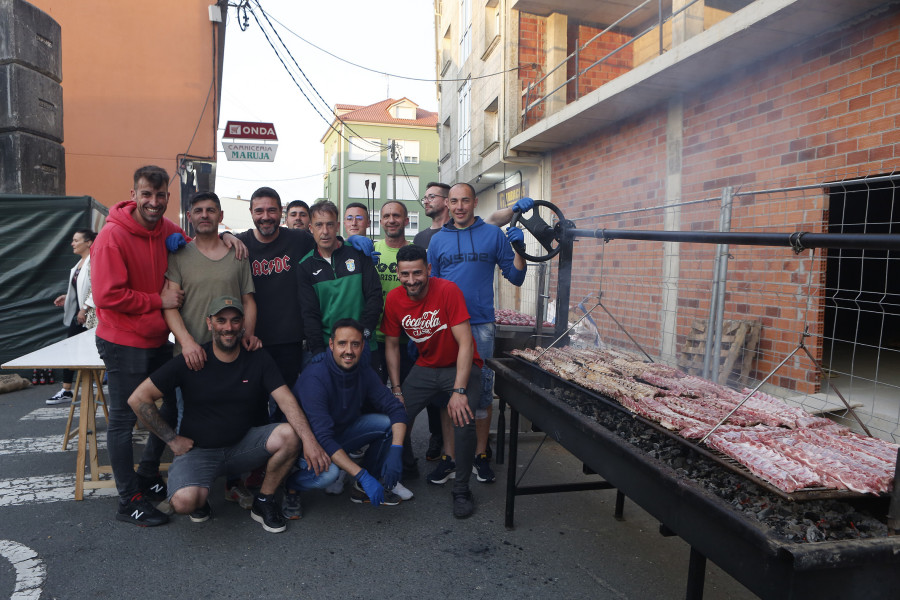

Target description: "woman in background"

left=46, top=228, right=97, bottom=405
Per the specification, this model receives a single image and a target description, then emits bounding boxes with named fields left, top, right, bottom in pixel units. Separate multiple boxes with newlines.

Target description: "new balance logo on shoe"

left=149, top=483, right=164, bottom=494
left=131, top=509, right=144, bottom=520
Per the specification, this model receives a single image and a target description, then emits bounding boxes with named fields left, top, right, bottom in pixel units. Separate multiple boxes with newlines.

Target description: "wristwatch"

left=452, top=387, right=467, bottom=395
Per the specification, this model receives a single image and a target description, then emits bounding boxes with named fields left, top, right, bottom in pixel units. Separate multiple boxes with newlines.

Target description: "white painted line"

left=0, top=474, right=117, bottom=507
left=0, top=430, right=150, bottom=456
left=19, top=407, right=74, bottom=421
left=0, top=540, right=46, bottom=600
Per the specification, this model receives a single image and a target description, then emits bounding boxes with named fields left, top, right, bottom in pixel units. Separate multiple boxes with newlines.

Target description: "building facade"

left=437, top=0, right=900, bottom=437
left=27, top=0, right=226, bottom=226
left=321, top=98, right=439, bottom=239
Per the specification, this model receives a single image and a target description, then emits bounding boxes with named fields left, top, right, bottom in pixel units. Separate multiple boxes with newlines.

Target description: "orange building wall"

left=27, top=0, right=222, bottom=221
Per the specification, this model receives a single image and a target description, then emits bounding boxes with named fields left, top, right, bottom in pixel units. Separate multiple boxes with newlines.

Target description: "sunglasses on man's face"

left=345, top=215, right=366, bottom=222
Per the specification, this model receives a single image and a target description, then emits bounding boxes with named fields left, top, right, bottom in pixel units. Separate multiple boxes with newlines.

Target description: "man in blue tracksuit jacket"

left=427, top=182, right=527, bottom=485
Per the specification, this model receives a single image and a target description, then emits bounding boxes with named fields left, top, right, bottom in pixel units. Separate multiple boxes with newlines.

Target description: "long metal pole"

left=572, top=228, right=900, bottom=250
left=710, top=188, right=734, bottom=384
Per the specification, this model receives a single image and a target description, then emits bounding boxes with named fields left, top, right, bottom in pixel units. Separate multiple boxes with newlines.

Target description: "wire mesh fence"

left=495, top=172, right=900, bottom=442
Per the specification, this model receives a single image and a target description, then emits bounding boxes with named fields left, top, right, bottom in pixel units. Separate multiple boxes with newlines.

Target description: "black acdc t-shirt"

left=150, top=344, right=285, bottom=448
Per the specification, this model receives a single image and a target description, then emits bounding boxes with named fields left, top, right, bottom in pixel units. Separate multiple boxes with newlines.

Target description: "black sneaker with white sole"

left=116, top=493, right=170, bottom=527
left=251, top=495, right=287, bottom=533
left=46, top=389, right=73, bottom=405
left=189, top=501, right=211, bottom=523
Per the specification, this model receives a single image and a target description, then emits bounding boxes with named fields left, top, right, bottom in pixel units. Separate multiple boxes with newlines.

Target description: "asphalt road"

left=0, top=381, right=758, bottom=599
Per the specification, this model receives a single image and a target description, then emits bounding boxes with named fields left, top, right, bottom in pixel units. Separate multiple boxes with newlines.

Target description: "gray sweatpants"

left=401, top=364, right=481, bottom=493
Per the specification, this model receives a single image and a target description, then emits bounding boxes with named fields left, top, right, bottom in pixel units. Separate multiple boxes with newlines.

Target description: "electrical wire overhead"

left=240, top=0, right=389, bottom=153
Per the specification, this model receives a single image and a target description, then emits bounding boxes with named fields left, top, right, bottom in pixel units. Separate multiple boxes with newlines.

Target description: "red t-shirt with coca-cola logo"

left=381, top=276, right=483, bottom=369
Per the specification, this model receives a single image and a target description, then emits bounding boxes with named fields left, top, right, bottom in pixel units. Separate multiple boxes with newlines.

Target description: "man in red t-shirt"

left=381, top=244, right=481, bottom=519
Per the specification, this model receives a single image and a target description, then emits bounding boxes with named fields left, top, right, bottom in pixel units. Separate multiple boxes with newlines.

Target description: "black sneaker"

left=426, top=455, right=456, bottom=485
left=402, top=458, right=420, bottom=480
left=116, top=493, right=169, bottom=527
left=452, top=489, right=475, bottom=519
left=46, top=389, right=73, bottom=405
left=137, top=473, right=167, bottom=501
left=425, top=435, right=443, bottom=461
left=251, top=496, right=286, bottom=533
left=472, top=452, right=496, bottom=483
left=189, top=501, right=211, bottom=523
left=349, top=482, right=402, bottom=506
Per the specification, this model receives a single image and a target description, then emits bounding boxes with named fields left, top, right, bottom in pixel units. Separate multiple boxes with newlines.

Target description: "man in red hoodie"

left=91, top=165, right=245, bottom=526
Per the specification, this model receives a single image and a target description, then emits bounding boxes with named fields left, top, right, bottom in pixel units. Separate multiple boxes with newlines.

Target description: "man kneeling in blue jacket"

left=283, top=318, right=409, bottom=519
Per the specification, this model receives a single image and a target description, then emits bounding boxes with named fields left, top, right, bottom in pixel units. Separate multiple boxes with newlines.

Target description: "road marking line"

left=0, top=431, right=150, bottom=456
left=0, top=540, right=46, bottom=600
left=19, top=407, right=73, bottom=421
left=0, top=474, right=117, bottom=507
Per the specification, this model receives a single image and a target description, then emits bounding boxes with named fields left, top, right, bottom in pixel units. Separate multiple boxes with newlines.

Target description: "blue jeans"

left=470, top=322, right=496, bottom=417
left=96, top=337, right=176, bottom=501
left=287, top=413, right=393, bottom=491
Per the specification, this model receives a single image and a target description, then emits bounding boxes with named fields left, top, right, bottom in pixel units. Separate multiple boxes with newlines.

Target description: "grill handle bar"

left=699, top=346, right=801, bottom=445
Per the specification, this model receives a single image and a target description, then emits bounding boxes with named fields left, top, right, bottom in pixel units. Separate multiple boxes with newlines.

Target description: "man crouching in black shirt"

left=128, top=295, right=330, bottom=533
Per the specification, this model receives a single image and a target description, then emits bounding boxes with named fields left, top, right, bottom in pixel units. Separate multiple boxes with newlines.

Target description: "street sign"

left=223, top=142, right=278, bottom=162
left=224, top=121, right=278, bottom=141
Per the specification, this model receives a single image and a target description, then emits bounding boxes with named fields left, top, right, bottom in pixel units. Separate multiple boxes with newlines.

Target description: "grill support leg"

left=505, top=406, right=520, bottom=529
left=614, top=490, right=625, bottom=521
left=686, top=547, right=707, bottom=600
left=496, top=396, right=505, bottom=465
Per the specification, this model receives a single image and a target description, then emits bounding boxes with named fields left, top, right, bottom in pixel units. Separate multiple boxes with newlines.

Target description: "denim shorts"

left=166, top=423, right=277, bottom=497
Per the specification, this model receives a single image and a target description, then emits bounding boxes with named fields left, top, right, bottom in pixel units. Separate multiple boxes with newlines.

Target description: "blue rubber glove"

left=381, top=444, right=403, bottom=490
left=506, top=226, right=525, bottom=246
left=309, top=351, right=326, bottom=364
left=166, top=232, right=187, bottom=252
left=513, top=197, right=534, bottom=213
left=347, top=235, right=380, bottom=264
left=355, top=468, right=384, bottom=506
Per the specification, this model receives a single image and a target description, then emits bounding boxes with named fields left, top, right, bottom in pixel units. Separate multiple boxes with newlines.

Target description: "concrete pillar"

left=672, top=0, right=705, bottom=47
left=544, top=12, right=567, bottom=116
left=660, top=95, right=683, bottom=361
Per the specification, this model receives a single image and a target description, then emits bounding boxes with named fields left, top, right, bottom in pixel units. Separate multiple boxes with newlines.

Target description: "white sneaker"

left=389, top=481, right=414, bottom=501
left=324, top=470, right=348, bottom=495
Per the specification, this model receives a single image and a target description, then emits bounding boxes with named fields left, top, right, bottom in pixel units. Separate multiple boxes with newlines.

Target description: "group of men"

left=90, top=164, right=533, bottom=533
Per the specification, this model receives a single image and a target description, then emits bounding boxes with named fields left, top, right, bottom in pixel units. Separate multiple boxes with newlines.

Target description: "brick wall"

left=566, top=24, right=633, bottom=102
left=543, top=8, right=900, bottom=393
left=519, top=13, right=546, bottom=123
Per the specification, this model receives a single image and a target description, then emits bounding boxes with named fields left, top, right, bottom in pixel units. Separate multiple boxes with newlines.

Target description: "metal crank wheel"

left=509, top=199, right=565, bottom=262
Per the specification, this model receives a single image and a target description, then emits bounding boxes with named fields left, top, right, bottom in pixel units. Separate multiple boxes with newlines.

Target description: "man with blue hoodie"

left=427, top=182, right=527, bottom=485
left=283, top=318, right=408, bottom=518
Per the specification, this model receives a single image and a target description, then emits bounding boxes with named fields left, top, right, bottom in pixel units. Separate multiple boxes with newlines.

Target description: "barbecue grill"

left=494, top=201, right=900, bottom=599
left=492, top=356, right=900, bottom=600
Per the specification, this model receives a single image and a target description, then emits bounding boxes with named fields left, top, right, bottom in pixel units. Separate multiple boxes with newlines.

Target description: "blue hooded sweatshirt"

left=293, top=351, right=407, bottom=457
left=428, top=216, right=526, bottom=324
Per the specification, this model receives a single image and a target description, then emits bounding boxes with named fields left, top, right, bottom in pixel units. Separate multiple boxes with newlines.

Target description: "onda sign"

left=224, top=121, right=278, bottom=141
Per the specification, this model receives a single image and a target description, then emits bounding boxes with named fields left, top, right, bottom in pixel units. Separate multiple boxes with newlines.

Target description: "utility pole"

left=391, top=139, right=397, bottom=201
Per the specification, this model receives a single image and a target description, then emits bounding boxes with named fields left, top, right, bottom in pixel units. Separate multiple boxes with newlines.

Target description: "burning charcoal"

left=757, top=507, right=774, bottom=520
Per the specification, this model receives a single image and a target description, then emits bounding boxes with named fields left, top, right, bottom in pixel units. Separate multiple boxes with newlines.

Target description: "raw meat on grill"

left=510, top=345, right=898, bottom=495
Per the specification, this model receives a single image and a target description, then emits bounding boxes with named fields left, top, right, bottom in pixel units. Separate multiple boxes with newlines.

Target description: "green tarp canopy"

left=0, top=195, right=107, bottom=369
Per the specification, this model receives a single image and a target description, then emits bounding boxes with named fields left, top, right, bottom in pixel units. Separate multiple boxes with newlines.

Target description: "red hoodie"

left=91, top=200, right=187, bottom=348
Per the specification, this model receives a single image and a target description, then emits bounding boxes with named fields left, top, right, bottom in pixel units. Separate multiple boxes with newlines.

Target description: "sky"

left=214, top=0, right=439, bottom=211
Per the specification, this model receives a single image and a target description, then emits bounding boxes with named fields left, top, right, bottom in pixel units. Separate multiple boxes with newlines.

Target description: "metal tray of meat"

left=503, top=353, right=872, bottom=502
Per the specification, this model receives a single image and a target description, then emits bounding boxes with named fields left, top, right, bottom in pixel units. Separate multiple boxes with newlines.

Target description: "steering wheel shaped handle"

left=509, top=199, right=565, bottom=262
